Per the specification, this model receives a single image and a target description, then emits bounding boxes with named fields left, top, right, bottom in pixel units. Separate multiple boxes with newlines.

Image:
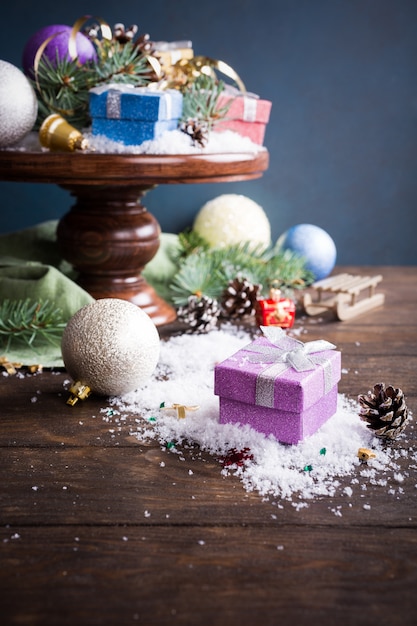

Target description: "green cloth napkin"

left=142, top=232, right=181, bottom=302
left=0, top=221, right=180, bottom=368
left=0, top=220, right=73, bottom=275
left=0, top=262, right=95, bottom=367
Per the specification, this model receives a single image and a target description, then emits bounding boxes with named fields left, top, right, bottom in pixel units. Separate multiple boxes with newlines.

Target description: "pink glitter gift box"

left=214, top=327, right=341, bottom=444
left=215, top=90, right=272, bottom=145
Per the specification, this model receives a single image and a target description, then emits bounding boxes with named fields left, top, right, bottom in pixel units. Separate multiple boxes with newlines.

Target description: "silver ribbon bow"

left=90, top=83, right=136, bottom=119
left=243, top=326, right=336, bottom=408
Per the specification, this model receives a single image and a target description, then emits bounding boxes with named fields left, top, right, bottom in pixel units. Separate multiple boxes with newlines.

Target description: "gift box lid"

left=217, top=87, right=272, bottom=124
left=89, top=84, right=183, bottom=121
left=214, top=327, right=341, bottom=413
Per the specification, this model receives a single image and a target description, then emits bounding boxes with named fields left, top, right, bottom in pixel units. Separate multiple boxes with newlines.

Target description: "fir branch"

left=180, top=75, right=231, bottom=131
left=257, top=247, right=315, bottom=294
left=177, top=228, right=211, bottom=258
left=169, top=234, right=314, bottom=304
left=210, top=242, right=315, bottom=295
left=210, top=242, right=268, bottom=285
left=0, top=299, right=67, bottom=352
left=92, top=40, right=152, bottom=85
left=170, top=253, right=224, bottom=305
left=32, top=40, right=153, bottom=129
left=33, top=53, right=97, bottom=127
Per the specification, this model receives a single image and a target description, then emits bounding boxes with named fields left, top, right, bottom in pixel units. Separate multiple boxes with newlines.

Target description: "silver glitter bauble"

left=61, top=299, right=160, bottom=397
left=0, top=60, right=38, bottom=147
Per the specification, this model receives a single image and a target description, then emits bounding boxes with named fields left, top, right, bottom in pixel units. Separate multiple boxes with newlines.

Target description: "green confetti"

left=160, top=401, right=165, bottom=408
left=166, top=441, right=176, bottom=449
left=319, top=447, right=327, bottom=456
left=303, top=464, right=313, bottom=472
left=147, top=416, right=157, bottom=422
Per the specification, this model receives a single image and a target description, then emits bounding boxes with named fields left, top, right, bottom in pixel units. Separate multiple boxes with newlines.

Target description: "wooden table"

left=1, top=266, right=416, bottom=626
left=0, top=149, right=268, bottom=326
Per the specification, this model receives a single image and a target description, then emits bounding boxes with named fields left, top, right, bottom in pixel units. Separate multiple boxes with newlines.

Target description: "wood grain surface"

left=1, top=266, right=416, bottom=626
left=0, top=149, right=269, bottom=185
left=0, top=148, right=269, bottom=325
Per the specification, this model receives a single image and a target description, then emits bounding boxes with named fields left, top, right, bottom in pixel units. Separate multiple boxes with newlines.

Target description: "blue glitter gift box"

left=89, top=84, right=183, bottom=145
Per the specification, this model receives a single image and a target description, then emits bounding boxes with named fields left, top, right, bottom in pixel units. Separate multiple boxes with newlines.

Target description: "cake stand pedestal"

left=0, top=149, right=269, bottom=326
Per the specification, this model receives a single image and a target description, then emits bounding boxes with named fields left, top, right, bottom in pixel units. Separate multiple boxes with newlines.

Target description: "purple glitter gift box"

left=214, top=327, right=341, bottom=444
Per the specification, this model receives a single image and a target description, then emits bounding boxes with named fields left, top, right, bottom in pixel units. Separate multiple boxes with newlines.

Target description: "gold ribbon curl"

left=33, top=16, right=162, bottom=120
left=168, top=55, right=246, bottom=93
left=69, top=15, right=112, bottom=61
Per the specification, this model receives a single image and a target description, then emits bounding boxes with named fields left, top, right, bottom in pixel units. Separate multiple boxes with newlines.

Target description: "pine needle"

left=32, top=39, right=153, bottom=129
left=170, top=254, right=224, bottom=305
left=169, top=234, right=314, bottom=304
left=180, top=75, right=231, bottom=131
left=0, top=299, right=67, bottom=352
left=177, top=229, right=211, bottom=258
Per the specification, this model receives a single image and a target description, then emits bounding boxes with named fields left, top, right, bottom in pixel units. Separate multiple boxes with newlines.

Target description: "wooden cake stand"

left=0, top=149, right=269, bottom=325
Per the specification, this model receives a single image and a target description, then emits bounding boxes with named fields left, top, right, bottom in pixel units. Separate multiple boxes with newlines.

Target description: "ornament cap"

left=269, top=287, right=282, bottom=301
left=67, top=381, right=92, bottom=406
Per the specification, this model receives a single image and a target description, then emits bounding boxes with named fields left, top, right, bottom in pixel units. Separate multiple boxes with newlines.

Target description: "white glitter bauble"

left=61, top=299, right=160, bottom=396
left=193, top=194, right=271, bottom=249
left=0, top=60, right=38, bottom=147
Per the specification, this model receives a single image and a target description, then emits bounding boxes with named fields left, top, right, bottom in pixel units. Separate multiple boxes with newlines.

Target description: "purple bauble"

left=22, top=24, right=97, bottom=76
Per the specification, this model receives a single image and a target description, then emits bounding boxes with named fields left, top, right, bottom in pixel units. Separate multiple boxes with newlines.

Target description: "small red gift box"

left=256, top=290, right=296, bottom=328
left=215, top=89, right=272, bottom=145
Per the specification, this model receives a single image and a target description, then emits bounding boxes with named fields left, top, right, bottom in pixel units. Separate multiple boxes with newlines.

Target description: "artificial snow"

left=9, top=128, right=265, bottom=155
left=87, top=128, right=265, bottom=154
left=108, top=325, right=414, bottom=504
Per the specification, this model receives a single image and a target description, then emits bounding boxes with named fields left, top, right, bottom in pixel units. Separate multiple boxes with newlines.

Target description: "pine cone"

left=177, top=295, right=220, bottom=333
left=179, top=118, right=209, bottom=147
left=113, top=23, right=139, bottom=43
left=358, top=382, right=409, bottom=440
left=221, top=277, right=261, bottom=320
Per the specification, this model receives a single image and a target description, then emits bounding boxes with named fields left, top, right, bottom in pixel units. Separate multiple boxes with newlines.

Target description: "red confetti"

left=222, top=447, right=254, bottom=467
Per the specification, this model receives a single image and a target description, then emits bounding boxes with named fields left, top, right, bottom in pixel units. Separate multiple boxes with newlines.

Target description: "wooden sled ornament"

left=302, top=273, right=385, bottom=321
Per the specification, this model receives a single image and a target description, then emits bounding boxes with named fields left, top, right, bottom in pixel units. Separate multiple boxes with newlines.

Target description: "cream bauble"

left=193, top=193, right=271, bottom=249
left=61, top=299, right=160, bottom=397
left=0, top=60, right=38, bottom=147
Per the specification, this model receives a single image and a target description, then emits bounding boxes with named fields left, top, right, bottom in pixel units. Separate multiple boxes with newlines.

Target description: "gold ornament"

left=161, top=403, right=200, bottom=419
left=167, top=55, right=246, bottom=92
left=0, top=356, right=22, bottom=375
left=39, top=114, right=89, bottom=152
left=66, top=381, right=92, bottom=406
left=357, top=448, right=376, bottom=462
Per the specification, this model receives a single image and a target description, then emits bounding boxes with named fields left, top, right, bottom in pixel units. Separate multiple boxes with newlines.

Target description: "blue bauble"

left=277, top=224, right=337, bottom=280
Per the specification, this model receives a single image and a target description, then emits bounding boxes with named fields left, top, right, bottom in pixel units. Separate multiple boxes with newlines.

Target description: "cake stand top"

left=0, top=148, right=269, bottom=186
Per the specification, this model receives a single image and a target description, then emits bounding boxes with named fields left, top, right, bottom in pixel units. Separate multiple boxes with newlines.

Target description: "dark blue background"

left=1, top=0, right=416, bottom=265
